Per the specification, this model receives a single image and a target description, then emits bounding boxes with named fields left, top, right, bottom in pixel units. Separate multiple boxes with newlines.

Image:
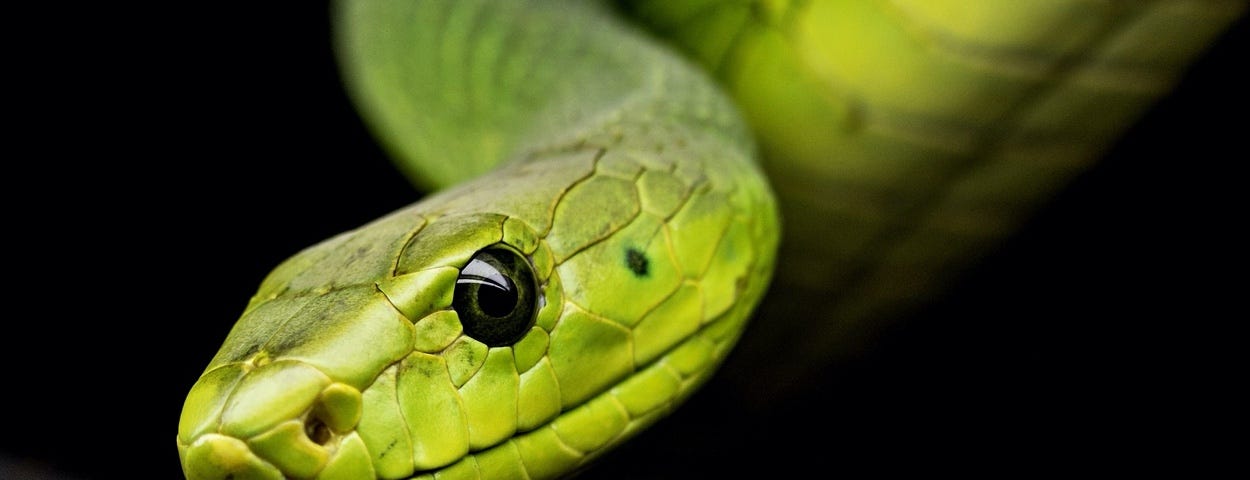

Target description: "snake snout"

left=178, top=359, right=371, bottom=479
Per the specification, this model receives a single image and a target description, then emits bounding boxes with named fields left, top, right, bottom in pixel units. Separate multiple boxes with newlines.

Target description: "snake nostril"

left=306, top=417, right=332, bottom=445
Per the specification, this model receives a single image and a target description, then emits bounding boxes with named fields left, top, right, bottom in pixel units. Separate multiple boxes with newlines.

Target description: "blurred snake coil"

left=176, top=1, right=1246, bottom=479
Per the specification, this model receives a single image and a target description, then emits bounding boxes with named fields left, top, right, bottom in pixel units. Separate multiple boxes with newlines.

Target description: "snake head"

left=177, top=145, right=778, bottom=479
left=176, top=209, right=563, bottom=479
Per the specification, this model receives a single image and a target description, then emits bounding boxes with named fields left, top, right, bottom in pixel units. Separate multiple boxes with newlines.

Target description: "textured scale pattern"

left=178, top=0, right=778, bottom=478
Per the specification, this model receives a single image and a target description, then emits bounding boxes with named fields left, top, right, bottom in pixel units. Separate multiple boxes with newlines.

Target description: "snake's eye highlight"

left=453, top=245, right=537, bottom=346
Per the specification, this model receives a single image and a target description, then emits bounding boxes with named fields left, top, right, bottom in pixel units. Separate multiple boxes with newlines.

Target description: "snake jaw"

left=179, top=433, right=284, bottom=480
left=178, top=360, right=372, bottom=480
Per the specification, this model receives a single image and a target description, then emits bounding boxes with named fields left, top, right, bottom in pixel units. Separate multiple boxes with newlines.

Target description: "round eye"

left=452, top=246, right=538, bottom=346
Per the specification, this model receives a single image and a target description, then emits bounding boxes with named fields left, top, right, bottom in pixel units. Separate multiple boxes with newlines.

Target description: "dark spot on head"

left=625, top=247, right=649, bottom=277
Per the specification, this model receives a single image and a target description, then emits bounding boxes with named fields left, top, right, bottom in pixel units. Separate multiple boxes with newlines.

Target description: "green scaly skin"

left=177, top=1, right=779, bottom=478
left=178, top=0, right=1246, bottom=478
left=625, top=0, right=1249, bottom=402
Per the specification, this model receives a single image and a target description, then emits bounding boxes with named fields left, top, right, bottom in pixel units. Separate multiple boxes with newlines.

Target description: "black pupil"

left=475, top=276, right=517, bottom=317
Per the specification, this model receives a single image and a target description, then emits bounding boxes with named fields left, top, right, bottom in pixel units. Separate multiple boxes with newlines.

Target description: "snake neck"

left=336, top=0, right=756, bottom=193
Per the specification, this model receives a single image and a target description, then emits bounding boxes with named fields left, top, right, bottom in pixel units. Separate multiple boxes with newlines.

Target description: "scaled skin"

left=623, top=0, right=1249, bottom=400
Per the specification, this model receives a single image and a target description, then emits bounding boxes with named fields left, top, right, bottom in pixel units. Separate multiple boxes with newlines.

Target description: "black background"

left=5, top=3, right=1244, bottom=478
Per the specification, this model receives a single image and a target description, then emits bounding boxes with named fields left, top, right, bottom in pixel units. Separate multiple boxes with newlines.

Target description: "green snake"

left=176, top=1, right=1246, bottom=478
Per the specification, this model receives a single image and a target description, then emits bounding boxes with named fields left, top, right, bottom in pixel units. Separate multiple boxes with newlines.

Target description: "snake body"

left=177, top=1, right=1245, bottom=478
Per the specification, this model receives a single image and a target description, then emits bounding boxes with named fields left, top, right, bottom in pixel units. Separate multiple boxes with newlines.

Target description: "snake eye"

left=453, top=245, right=537, bottom=346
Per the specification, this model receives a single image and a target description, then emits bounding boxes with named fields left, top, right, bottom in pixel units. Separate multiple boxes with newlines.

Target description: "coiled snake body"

left=177, top=1, right=1246, bottom=478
